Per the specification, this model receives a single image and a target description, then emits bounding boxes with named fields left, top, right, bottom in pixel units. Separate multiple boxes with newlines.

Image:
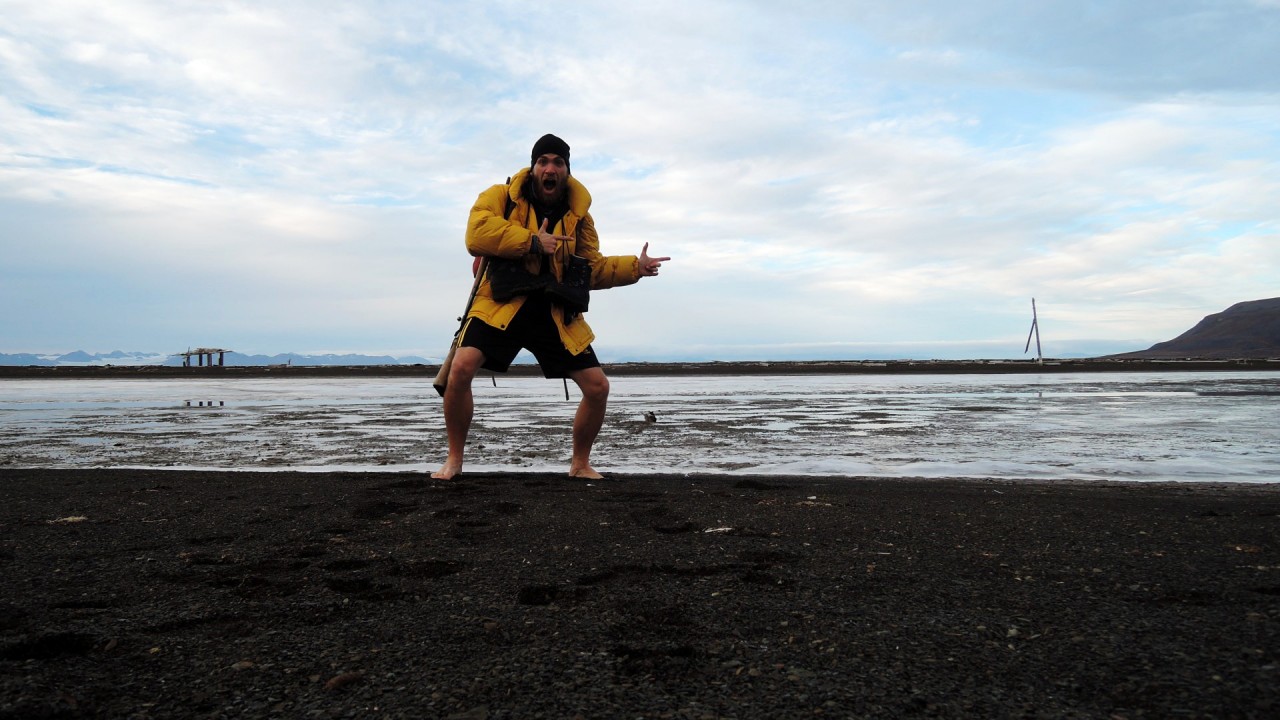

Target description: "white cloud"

left=1, top=0, right=1277, bottom=358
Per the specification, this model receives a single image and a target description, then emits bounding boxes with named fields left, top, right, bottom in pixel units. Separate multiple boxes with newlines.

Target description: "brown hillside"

left=1111, top=297, right=1280, bottom=359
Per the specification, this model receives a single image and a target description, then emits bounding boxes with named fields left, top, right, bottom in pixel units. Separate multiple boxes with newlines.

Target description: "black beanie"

left=530, top=134, right=570, bottom=173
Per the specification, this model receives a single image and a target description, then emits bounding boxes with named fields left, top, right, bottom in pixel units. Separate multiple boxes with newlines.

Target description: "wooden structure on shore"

left=179, top=348, right=232, bottom=367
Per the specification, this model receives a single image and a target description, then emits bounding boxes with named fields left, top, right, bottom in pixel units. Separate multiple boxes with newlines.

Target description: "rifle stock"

left=433, top=257, right=489, bottom=397
left=432, top=344, right=457, bottom=396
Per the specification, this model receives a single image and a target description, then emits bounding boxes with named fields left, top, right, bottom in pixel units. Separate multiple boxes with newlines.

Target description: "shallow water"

left=1, top=372, right=1277, bottom=482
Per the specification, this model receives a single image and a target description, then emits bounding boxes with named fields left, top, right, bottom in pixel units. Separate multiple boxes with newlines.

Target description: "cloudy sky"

left=2, top=0, right=1277, bottom=361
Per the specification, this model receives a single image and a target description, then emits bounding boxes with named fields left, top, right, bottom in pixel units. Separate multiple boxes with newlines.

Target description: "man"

left=433, top=134, right=669, bottom=480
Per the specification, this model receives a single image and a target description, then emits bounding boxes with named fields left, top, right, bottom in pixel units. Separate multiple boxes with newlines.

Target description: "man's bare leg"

left=432, top=347, right=485, bottom=480
left=567, top=367, right=610, bottom=479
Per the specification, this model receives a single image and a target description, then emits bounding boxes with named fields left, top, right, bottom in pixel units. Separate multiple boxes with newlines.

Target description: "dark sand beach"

left=2, top=469, right=1277, bottom=718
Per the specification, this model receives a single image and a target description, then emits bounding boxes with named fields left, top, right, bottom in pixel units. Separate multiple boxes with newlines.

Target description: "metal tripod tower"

left=1024, top=298, right=1043, bottom=364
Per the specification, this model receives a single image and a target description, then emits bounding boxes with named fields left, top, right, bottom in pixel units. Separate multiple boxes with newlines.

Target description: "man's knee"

left=574, top=368, right=610, bottom=402
left=448, top=347, right=484, bottom=386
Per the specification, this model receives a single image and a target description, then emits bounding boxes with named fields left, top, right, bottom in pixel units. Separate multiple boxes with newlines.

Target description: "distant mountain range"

left=1109, top=297, right=1280, bottom=359
left=6, top=298, right=1277, bottom=367
left=0, top=350, right=434, bottom=367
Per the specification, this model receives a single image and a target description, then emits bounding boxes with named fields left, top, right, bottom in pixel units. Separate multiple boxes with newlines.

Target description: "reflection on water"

left=0, top=372, right=1277, bottom=482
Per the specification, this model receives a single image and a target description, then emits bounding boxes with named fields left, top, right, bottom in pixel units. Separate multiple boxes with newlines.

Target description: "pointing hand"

left=639, top=243, right=671, bottom=277
left=535, top=219, right=569, bottom=254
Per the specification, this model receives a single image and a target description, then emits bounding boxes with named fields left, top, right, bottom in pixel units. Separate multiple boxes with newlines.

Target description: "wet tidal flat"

left=2, top=372, right=1279, bottom=481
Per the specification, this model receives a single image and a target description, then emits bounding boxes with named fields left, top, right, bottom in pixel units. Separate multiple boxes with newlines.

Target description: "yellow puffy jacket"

left=463, top=167, right=641, bottom=355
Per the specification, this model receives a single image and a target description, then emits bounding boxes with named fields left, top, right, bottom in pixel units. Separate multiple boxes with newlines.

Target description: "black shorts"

left=460, top=294, right=600, bottom=379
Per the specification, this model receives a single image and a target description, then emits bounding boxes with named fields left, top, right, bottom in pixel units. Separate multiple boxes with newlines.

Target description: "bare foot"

left=568, top=464, right=605, bottom=480
left=431, top=461, right=463, bottom=480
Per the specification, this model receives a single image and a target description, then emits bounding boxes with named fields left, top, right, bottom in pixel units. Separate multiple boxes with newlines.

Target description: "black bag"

left=487, top=258, right=550, bottom=301
left=545, top=254, right=590, bottom=314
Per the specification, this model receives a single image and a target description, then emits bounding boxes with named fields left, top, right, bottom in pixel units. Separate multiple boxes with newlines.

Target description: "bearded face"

left=531, top=153, right=568, bottom=205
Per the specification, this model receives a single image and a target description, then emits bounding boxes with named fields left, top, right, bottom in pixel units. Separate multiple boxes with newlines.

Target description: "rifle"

left=433, top=256, right=489, bottom=397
